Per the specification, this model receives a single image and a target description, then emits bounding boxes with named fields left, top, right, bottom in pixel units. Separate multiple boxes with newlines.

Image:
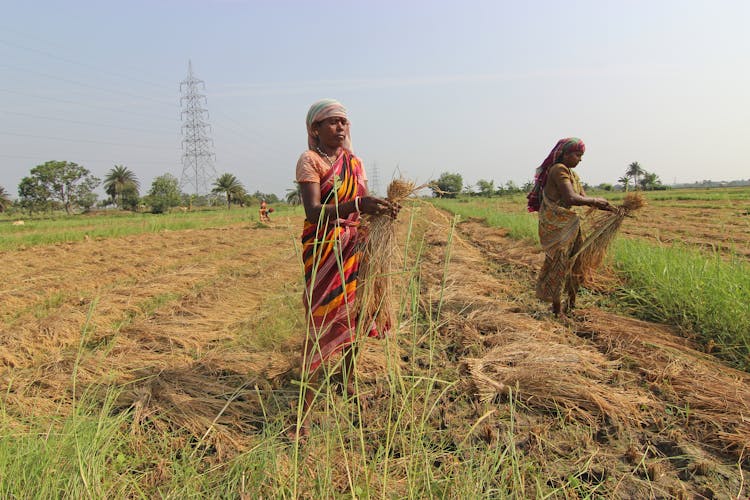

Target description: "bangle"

left=354, top=196, right=361, bottom=213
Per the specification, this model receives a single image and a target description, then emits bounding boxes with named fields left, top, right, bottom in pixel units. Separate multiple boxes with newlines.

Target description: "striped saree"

left=301, top=151, right=377, bottom=373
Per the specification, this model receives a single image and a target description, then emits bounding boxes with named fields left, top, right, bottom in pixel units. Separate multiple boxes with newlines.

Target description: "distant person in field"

left=527, top=137, right=615, bottom=317
left=292, top=98, right=400, bottom=440
left=259, top=199, right=271, bottom=222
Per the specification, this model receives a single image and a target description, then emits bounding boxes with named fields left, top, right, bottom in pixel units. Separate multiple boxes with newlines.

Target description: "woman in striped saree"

left=527, top=138, right=615, bottom=317
left=293, top=99, right=399, bottom=439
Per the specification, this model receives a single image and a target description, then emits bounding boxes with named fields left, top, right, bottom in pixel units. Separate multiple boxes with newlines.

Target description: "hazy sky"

left=2, top=0, right=748, bottom=199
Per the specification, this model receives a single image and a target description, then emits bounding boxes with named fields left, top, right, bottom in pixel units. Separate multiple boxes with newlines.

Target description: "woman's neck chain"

left=316, top=146, right=338, bottom=166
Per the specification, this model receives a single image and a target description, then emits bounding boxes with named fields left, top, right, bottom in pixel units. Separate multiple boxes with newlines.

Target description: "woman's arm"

left=300, top=182, right=401, bottom=224
left=556, top=177, right=615, bottom=211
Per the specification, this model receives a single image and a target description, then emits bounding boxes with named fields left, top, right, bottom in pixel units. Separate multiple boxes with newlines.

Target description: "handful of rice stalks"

left=357, top=178, right=419, bottom=336
left=574, top=192, right=646, bottom=281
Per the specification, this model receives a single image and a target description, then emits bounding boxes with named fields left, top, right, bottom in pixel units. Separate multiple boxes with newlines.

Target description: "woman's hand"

left=590, top=197, right=616, bottom=212
left=359, top=196, right=401, bottom=218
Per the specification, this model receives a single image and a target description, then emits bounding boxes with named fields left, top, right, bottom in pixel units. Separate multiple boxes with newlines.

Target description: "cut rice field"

left=435, top=188, right=750, bottom=370
left=0, top=201, right=747, bottom=497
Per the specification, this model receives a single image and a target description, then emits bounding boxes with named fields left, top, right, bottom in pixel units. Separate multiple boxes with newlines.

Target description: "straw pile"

left=465, top=341, right=649, bottom=426
left=357, top=178, right=418, bottom=336
left=575, top=192, right=646, bottom=281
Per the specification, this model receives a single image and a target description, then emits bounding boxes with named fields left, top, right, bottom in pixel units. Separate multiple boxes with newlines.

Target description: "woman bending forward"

left=527, top=137, right=615, bottom=317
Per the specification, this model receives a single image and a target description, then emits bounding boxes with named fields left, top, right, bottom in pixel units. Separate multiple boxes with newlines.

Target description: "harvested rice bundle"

left=574, top=192, right=646, bottom=282
left=357, top=178, right=419, bottom=336
left=465, top=342, right=648, bottom=425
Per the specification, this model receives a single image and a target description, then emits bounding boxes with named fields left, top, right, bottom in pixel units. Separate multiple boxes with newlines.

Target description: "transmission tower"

left=369, top=161, right=381, bottom=197
left=179, top=61, right=216, bottom=196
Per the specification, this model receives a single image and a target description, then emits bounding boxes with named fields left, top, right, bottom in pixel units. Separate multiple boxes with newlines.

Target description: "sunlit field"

left=433, top=187, right=750, bottom=370
left=0, top=200, right=747, bottom=497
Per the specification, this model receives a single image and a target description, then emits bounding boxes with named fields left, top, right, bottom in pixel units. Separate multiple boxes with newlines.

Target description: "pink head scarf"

left=305, top=98, right=353, bottom=152
left=526, top=137, right=586, bottom=212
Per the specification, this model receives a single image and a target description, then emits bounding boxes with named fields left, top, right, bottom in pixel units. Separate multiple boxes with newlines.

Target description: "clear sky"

left=2, top=0, right=748, bottom=199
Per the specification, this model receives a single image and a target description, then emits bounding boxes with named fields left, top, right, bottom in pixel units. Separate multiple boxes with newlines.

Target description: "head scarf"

left=526, top=137, right=586, bottom=212
left=305, top=98, right=352, bottom=152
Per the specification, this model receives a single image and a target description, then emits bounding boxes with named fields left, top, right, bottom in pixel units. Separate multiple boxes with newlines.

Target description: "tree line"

left=430, top=161, right=666, bottom=198
left=0, top=160, right=280, bottom=215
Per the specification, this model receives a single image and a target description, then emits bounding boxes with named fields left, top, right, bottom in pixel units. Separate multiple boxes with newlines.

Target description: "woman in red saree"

left=293, top=99, right=399, bottom=439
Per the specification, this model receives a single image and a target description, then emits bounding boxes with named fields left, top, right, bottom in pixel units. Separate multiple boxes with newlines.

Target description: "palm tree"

left=212, top=173, right=245, bottom=209
left=626, top=162, right=644, bottom=190
left=104, top=165, right=139, bottom=208
left=617, top=176, right=630, bottom=192
left=285, top=182, right=302, bottom=206
left=0, top=185, right=11, bottom=212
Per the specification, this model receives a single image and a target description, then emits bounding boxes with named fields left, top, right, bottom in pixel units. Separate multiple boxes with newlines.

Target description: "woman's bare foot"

left=287, top=423, right=309, bottom=444
left=345, top=382, right=370, bottom=411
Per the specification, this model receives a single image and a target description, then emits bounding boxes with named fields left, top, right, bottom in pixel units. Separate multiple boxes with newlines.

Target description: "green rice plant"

left=432, top=198, right=538, bottom=242
left=612, top=239, right=750, bottom=369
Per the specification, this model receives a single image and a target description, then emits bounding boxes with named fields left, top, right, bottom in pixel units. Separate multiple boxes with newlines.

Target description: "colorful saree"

left=301, top=150, right=377, bottom=373
left=535, top=168, right=585, bottom=304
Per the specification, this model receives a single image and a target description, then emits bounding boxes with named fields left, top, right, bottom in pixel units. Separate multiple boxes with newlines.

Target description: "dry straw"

left=356, top=178, right=421, bottom=336
left=574, top=191, right=646, bottom=282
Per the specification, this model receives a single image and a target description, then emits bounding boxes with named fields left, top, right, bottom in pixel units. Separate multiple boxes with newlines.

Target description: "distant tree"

left=147, top=174, right=182, bottom=214
left=104, top=165, right=140, bottom=209
left=286, top=182, right=302, bottom=205
left=462, top=184, right=475, bottom=196
left=18, top=176, right=51, bottom=213
left=119, top=183, right=140, bottom=211
left=212, top=173, right=246, bottom=209
left=476, top=179, right=495, bottom=197
left=181, top=193, right=212, bottom=208
left=626, top=162, right=644, bottom=190
left=597, top=183, right=613, bottom=191
left=504, top=180, right=522, bottom=193
left=78, top=191, right=98, bottom=212
left=0, top=186, right=11, bottom=212
left=639, top=171, right=664, bottom=191
left=21, top=160, right=99, bottom=214
left=522, top=180, right=534, bottom=193
left=251, top=190, right=280, bottom=204
left=431, top=172, right=463, bottom=198
left=617, top=176, right=630, bottom=192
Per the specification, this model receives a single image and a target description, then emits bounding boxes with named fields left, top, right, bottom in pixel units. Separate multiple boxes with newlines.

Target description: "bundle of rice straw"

left=574, top=192, right=646, bottom=282
left=357, top=178, right=419, bottom=336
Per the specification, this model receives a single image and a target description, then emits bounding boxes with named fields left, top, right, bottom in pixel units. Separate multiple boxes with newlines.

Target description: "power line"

left=179, top=61, right=217, bottom=196
left=0, top=130, right=175, bottom=150
left=0, top=153, right=178, bottom=166
left=0, top=37, right=170, bottom=89
left=0, top=109, right=172, bottom=135
left=369, top=161, right=381, bottom=197
left=0, top=87, right=177, bottom=121
left=0, top=63, right=176, bottom=107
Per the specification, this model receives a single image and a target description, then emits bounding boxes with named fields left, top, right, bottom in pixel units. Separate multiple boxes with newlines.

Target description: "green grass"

left=612, top=239, right=750, bottom=368
left=431, top=197, right=538, bottom=242
left=0, top=205, right=301, bottom=251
